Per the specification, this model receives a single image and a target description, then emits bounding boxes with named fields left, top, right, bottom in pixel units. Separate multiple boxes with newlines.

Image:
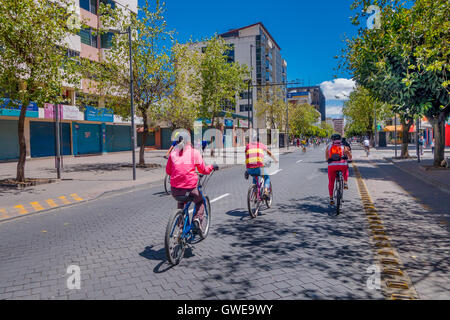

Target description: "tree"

left=289, top=103, right=319, bottom=137
left=0, top=0, right=80, bottom=182
left=194, top=36, right=249, bottom=128
left=159, top=43, right=202, bottom=130
left=320, top=122, right=334, bottom=138
left=343, top=86, right=392, bottom=143
left=344, top=0, right=449, bottom=163
left=99, top=0, right=174, bottom=165
left=254, top=86, right=288, bottom=130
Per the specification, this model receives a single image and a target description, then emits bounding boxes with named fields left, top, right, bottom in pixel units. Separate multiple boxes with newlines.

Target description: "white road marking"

left=189, top=193, right=231, bottom=214
left=211, top=193, right=231, bottom=203
left=271, top=169, right=283, bottom=175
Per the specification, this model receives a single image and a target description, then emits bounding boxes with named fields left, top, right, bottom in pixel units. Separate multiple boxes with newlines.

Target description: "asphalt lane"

left=0, top=147, right=382, bottom=300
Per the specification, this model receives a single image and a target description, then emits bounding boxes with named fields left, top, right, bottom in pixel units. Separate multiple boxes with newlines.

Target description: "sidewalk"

left=0, top=146, right=293, bottom=222
left=355, top=145, right=450, bottom=195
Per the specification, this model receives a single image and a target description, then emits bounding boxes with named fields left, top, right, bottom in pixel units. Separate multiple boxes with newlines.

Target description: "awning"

left=384, top=125, right=415, bottom=133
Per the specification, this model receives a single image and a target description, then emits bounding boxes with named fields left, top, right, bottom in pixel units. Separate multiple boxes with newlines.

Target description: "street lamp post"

left=416, top=117, right=421, bottom=163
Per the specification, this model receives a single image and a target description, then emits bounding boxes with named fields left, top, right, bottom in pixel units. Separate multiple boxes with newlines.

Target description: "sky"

left=139, top=0, right=363, bottom=118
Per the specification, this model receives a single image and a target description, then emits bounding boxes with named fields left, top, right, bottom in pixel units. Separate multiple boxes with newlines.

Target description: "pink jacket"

left=166, top=144, right=213, bottom=189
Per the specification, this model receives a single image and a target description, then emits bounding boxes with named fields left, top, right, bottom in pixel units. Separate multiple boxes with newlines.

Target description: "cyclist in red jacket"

left=325, top=134, right=352, bottom=205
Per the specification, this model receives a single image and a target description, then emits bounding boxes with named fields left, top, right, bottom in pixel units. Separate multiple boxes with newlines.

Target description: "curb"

left=385, top=158, right=450, bottom=195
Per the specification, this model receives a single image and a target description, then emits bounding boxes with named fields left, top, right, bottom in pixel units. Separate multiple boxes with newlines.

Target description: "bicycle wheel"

left=164, top=175, right=171, bottom=195
left=247, top=185, right=260, bottom=218
left=335, top=175, right=343, bottom=216
left=165, top=210, right=186, bottom=265
left=265, top=182, right=273, bottom=208
left=199, top=196, right=211, bottom=239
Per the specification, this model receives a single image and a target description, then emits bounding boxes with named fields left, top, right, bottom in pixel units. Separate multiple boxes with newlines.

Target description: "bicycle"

left=246, top=162, right=273, bottom=219
left=164, top=174, right=171, bottom=195
left=164, top=171, right=215, bottom=266
left=333, top=170, right=344, bottom=216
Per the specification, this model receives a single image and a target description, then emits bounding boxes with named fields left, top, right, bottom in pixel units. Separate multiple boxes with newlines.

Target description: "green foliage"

left=254, top=86, right=288, bottom=129
left=343, top=86, right=392, bottom=136
left=0, top=0, right=81, bottom=181
left=344, top=0, right=449, bottom=162
left=97, top=0, right=174, bottom=123
left=193, top=36, right=249, bottom=127
left=159, top=43, right=202, bottom=129
left=289, top=103, right=320, bottom=137
left=0, top=0, right=80, bottom=107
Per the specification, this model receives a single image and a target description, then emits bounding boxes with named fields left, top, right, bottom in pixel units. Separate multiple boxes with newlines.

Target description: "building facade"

left=332, top=119, right=344, bottom=136
left=219, top=23, right=288, bottom=129
left=288, top=86, right=326, bottom=121
left=0, top=0, right=142, bottom=161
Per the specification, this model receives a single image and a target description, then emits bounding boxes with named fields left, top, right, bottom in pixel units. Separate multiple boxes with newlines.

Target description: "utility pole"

left=54, top=104, right=61, bottom=179
left=416, top=116, right=421, bottom=163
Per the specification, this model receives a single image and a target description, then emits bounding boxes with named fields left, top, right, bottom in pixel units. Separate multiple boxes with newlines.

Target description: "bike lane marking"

left=188, top=194, right=230, bottom=214
left=211, top=193, right=231, bottom=203
left=270, top=169, right=283, bottom=175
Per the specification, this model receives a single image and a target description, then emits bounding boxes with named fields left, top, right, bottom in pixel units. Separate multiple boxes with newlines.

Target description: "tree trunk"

left=400, top=116, right=413, bottom=159
left=429, top=113, right=447, bottom=167
left=139, top=111, right=148, bottom=166
left=16, top=101, right=30, bottom=182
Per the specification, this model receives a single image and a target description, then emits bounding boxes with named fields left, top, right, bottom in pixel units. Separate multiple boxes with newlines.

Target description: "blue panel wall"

left=30, top=121, right=71, bottom=158
left=0, top=119, right=19, bottom=161
left=137, top=131, right=155, bottom=147
left=161, top=128, right=173, bottom=150
left=73, top=123, right=102, bottom=155
left=106, top=125, right=132, bottom=152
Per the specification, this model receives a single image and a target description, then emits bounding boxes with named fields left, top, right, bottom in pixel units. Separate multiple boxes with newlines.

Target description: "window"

left=221, top=99, right=235, bottom=112
left=101, top=32, right=113, bottom=49
left=80, top=0, right=98, bottom=14
left=80, top=28, right=98, bottom=47
left=66, top=49, right=80, bottom=59
left=224, top=44, right=234, bottom=63
left=240, top=104, right=251, bottom=112
left=240, top=91, right=252, bottom=100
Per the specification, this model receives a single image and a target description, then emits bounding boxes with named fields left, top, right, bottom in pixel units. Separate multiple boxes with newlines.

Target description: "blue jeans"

left=247, top=167, right=270, bottom=189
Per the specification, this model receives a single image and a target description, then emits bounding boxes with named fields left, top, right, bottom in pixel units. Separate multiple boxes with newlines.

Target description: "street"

left=1, top=146, right=447, bottom=300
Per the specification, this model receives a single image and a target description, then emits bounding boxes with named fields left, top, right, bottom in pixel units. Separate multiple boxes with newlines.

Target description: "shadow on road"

left=169, top=194, right=379, bottom=300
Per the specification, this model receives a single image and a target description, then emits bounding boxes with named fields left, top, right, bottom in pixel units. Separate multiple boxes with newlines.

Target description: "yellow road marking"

left=352, top=162, right=419, bottom=300
left=30, top=202, right=44, bottom=211
left=58, top=196, right=71, bottom=205
left=46, top=199, right=58, bottom=208
left=14, top=205, right=28, bottom=215
left=70, top=194, right=83, bottom=202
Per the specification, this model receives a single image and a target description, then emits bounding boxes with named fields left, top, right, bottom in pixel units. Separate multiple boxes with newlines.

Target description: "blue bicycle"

left=164, top=171, right=215, bottom=266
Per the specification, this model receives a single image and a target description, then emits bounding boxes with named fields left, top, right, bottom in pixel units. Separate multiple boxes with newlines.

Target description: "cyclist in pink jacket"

left=166, top=135, right=218, bottom=233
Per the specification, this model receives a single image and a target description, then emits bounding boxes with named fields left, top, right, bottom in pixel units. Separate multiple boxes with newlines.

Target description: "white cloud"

left=326, top=106, right=344, bottom=119
left=320, top=78, right=356, bottom=101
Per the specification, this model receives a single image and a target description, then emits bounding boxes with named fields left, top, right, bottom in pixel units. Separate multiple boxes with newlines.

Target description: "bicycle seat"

left=174, top=194, right=195, bottom=203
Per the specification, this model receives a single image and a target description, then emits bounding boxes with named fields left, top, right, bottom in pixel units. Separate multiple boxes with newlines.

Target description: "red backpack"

left=329, top=143, right=343, bottom=162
